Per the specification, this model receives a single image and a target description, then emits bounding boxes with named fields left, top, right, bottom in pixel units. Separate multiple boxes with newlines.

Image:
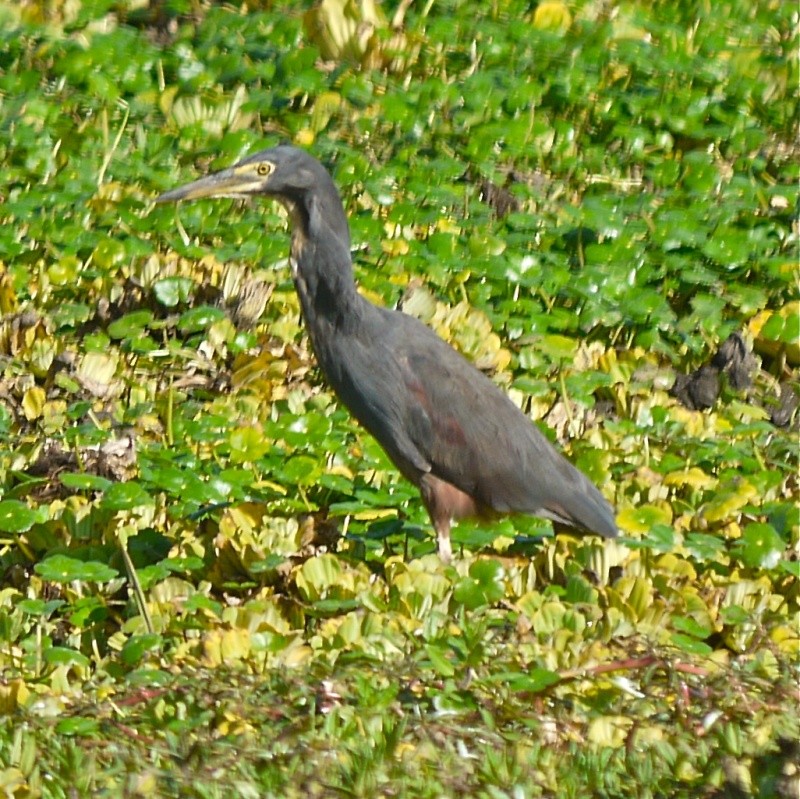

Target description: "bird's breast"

left=290, top=230, right=307, bottom=265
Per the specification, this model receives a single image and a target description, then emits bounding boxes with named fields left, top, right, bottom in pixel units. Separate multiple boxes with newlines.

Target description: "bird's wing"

left=384, top=314, right=617, bottom=536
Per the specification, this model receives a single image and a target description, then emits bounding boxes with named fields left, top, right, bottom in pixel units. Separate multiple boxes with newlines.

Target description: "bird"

left=157, top=145, right=618, bottom=562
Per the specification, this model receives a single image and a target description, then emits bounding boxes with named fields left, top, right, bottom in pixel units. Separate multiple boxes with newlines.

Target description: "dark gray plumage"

left=157, top=146, right=618, bottom=561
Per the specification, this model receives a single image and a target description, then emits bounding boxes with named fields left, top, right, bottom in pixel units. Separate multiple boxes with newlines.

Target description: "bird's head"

left=156, top=145, right=329, bottom=206
left=156, top=144, right=352, bottom=268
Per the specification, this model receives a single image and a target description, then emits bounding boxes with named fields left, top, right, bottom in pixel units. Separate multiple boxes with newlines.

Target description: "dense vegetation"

left=0, top=0, right=797, bottom=796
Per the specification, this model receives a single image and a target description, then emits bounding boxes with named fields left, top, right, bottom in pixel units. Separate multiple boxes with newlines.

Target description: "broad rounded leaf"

left=229, top=427, right=270, bottom=464
left=100, top=481, right=154, bottom=511
left=60, top=473, right=113, bottom=492
left=153, top=276, right=195, bottom=307
left=44, top=646, right=91, bottom=668
left=617, top=504, right=673, bottom=535
left=35, top=555, right=118, bottom=584
left=121, top=634, right=163, bottom=666
left=107, top=310, right=154, bottom=339
left=0, top=500, right=38, bottom=533
left=734, top=523, right=785, bottom=570
left=178, top=305, right=226, bottom=333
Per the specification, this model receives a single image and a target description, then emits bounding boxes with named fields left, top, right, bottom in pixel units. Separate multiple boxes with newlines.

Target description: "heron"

left=157, top=145, right=618, bottom=561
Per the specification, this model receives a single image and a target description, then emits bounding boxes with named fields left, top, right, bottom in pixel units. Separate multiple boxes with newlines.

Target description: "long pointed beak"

left=156, top=167, right=262, bottom=203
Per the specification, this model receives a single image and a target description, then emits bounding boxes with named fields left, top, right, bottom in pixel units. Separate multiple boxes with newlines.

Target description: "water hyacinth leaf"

left=107, top=310, right=154, bottom=339
left=100, top=481, right=154, bottom=511
left=295, top=554, right=343, bottom=602
left=229, top=427, right=270, bottom=463
left=44, top=647, right=91, bottom=668
left=780, top=561, right=800, bottom=578
left=685, top=533, right=727, bottom=562
left=153, top=276, right=195, bottom=307
left=249, top=553, right=287, bottom=574
left=0, top=501, right=38, bottom=533
left=617, top=504, right=673, bottom=535
left=35, top=555, right=118, bottom=584
left=537, top=334, right=578, bottom=361
left=489, top=668, right=561, bottom=693
left=17, top=599, right=65, bottom=617
left=93, top=237, right=126, bottom=269
left=178, top=305, right=227, bottom=333
left=670, top=633, right=713, bottom=655
left=55, top=718, right=101, bottom=737
left=121, top=634, right=163, bottom=666
left=424, top=643, right=456, bottom=677
left=280, top=455, right=323, bottom=487
left=671, top=615, right=712, bottom=640
left=453, top=559, right=505, bottom=610
left=734, top=523, right=785, bottom=570
left=22, top=386, right=46, bottom=420
left=59, top=473, right=114, bottom=492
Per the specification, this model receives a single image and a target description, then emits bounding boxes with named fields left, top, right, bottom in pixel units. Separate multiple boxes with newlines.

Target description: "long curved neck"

left=280, top=191, right=366, bottom=346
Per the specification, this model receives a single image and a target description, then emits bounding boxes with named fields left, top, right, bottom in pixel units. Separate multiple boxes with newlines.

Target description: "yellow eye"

left=256, top=162, right=273, bottom=177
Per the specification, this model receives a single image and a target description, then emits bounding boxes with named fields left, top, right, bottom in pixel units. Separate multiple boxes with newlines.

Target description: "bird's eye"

left=256, top=162, right=273, bottom=177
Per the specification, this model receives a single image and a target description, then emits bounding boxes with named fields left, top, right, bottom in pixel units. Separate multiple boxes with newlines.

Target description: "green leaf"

left=489, top=668, right=561, bottom=692
left=59, top=473, right=114, bottom=492
left=734, top=523, right=785, bottom=570
left=780, top=560, right=800, bottom=578
left=670, top=633, right=713, bottom=655
left=672, top=616, right=712, bottom=639
left=295, top=554, right=343, bottom=602
left=55, top=717, right=101, bottom=737
left=249, top=553, right=287, bottom=574
left=229, top=427, right=270, bottom=463
left=618, top=504, right=672, bottom=535
left=643, top=524, right=676, bottom=552
left=425, top=643, right=456, bottom=677
left=0, top=500, right=38, bottom=533
left=280, top=455, right=323, bottom=487
left=69, top=596, right=108, bottom=627
left=35, top=555, right=118, bottom=584
left=453, top=559, right=505, bottom=609
left=537, top=334, right=578, bottom=361
left=178, top=305, right=226, bottom=333
left=44, top=646, right=91, bottom=668
left=107, top=310, right=154, bottom=339
left=121, top=634, right=163, bottom=666
left=100, top=482, right=154, bottom=511
left=153, top=276, right=195, bottom=307
left=685, top=533, right=726, bottom=562
left=17, top=599, right=65, bottom=617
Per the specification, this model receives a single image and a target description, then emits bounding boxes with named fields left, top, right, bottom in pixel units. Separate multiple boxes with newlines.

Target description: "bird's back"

left=323, top=300, right=617, bottom=538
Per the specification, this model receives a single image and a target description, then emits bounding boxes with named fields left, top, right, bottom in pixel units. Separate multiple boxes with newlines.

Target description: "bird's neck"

left=290, top=229, right=363, bottom=335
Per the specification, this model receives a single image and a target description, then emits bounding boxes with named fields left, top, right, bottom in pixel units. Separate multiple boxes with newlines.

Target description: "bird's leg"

left=419, top=473, right=478, bottom=562
left=435, top=518, right=452, bottom=564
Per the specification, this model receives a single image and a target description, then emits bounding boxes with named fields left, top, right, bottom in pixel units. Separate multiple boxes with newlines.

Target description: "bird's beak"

left=156, top=166, right=263, bottom=203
